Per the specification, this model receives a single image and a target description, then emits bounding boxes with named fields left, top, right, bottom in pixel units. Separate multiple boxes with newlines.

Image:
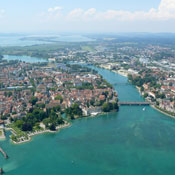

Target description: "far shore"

left=101, top=66, right=175, bottom=119
left=99, top=65, right=128, bottom=78
left=151, top=105, right=175, bottom=119
left=112, top=70, right=128, bottom=77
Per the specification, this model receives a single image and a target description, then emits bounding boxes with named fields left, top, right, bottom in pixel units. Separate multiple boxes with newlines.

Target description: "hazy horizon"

left=0, top=0, right=175, bottom=33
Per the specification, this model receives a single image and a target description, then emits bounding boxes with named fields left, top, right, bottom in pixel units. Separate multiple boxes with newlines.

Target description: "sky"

left=0, top=0, right=175, bottom=33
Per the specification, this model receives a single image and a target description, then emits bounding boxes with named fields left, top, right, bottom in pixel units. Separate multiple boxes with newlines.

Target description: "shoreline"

left=99, top=65, right=128, bottom=78
left=100, top=66, right=175, bottom=119
left=112, top=70, right=128, bottom=77
left=6, top=108, right=118, bottom=145
left=10, top=122, right=71, bottom=145
left=0, top=129, right=6, bottom=140
left=151, top=105, right=175, bottom=119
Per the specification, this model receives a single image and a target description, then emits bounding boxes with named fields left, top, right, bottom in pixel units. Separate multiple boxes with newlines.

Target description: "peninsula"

left=0, top=58, right=118, bottom=144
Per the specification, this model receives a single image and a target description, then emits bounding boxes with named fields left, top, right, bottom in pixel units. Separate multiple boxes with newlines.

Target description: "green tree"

left=29, top=97, right=38, bottom=106
left=15, top=120, right=24, bottom=129
left=55, top=95, right=63, bottom=103
left=49, top=124, right=56, bottom=131
left=102, top=103, right=113, bottom=112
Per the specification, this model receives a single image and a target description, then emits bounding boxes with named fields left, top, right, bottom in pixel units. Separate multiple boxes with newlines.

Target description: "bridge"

left=112, top=82, right=129, bottom=86
left=118, top=102, right=150, bottom=106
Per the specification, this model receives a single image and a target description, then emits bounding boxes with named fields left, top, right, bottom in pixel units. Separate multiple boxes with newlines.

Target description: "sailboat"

left=143, top=107, right=146, bottom=111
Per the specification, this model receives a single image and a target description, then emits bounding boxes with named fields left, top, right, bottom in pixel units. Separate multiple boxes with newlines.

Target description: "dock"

left=0, top=147, right=8, bottom=159
left=118, top=102, right=150, bottom=106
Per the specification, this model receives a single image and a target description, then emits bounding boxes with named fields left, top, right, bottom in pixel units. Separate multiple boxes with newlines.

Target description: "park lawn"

left=10, top=123, right=28, bottom=138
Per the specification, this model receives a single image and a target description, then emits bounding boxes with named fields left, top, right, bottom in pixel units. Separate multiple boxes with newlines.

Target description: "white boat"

left=143, top=107, right=146, bottom=111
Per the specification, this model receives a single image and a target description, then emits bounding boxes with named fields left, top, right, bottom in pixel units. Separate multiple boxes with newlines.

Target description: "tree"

left=55, top=95, right=63, bottom=103
left=53, top=105, right=61, bottom=112
left=1, top=114, right=9, bottom=120
left=43, top=118, right=50, bottom=128
left=57, top=116, right=64, bottom=125
left=102, top=103, right=113, bottom=112
left=4, top=91, right=12, bottom=97
left=11, top=134, right=17, bottom=142
left=15, top=120, right=24, bottom=129
left=140, top=86, right=144, bottom=92
left=71, top=104, right=83, bottom=116
left=65, top=103, right=83, bottom=118
left=49, top=124, right=56, bottom=131
left=143, top=93, right=148, bottom=98
left=29, top=97, right=38, bottom=106
left=36, top=103, right=45, bottom=109
left=112, top=102, right=119, bottom=111
left=22, top=123, right=32, bottom=131
left=156, top=101, right=160, bottom=106
left=90, top=98, right=95, bottom=106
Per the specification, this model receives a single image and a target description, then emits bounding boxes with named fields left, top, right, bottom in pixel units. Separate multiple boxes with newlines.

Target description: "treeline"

left=66, top=64, right=97, bottom=74
left=128, top=74, right=159, bottom=89
left=76, top=82, right=94, bottom=90
left=65, top=104, right=83, bottom=119
left=96, top=79, right=113, bottom=89
left=12, top=104, right=64, bottom=133
left=102, top=101, right=119, bottom=112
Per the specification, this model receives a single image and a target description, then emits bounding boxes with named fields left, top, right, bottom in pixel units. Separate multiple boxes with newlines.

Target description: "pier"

left=0, top=168, right=3, bottom=174
left=118, top=102, right=150, bottom=106
left=0, top=147, right=8, bottom=159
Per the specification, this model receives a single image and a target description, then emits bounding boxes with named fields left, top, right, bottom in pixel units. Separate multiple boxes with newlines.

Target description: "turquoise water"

left=1, top=66, right=175, bottom=175
left=3, top=55, right=47, bottom=63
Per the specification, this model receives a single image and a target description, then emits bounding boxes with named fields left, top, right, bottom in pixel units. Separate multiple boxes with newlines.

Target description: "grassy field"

left=81, top=46, right=95, bottom=52
left=10, top=123, right=28, bottom=138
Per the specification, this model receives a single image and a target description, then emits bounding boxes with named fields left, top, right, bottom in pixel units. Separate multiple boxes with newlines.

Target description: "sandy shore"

left=112, top=70, right=128, bottom=77
left=99, top=65, right=128, bottom=78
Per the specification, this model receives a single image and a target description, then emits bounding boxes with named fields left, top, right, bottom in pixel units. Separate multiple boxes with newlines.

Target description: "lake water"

left=0, top=35, right=94, bottom=46
left=1, top=64, right=175, bottom=175
left=0, top=36, right=51, bottom=46
left=3, top=55, right=47, bottom=63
